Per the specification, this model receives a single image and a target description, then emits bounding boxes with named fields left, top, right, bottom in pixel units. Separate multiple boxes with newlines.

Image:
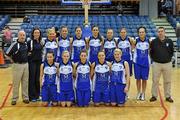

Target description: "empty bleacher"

left=20, top=15, right=157, bottom=38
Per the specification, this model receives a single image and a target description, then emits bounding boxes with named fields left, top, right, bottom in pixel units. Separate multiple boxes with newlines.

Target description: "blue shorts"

left=93, top=88, right=110, bottom=103
left=58, top=90, right=74, bottom=102
left=76, top=89, right=91, bottom=107
left=134, top=63, right=149, bottom=80
left=110, top=83, right=126, bottom=104
left=41, top=84, right=58, bottom=102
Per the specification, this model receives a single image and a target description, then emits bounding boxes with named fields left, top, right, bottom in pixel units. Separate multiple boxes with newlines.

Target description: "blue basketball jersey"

left=117, top=36, right=132, bottom=61
left=133, top=37, right=150, bottom=67
left=42, top=62, right=58, bottom=86
left=44, top=39, right=58, bottom=61
left=75, top=61, right=91, bottom=91
left=104, top=39, right=116, bottom=61
left=57, top=36, right=71, bottom=62
left=88, top=36, right=102, bottom=63
left=93, top=61, right=110, bottom=91
left=71, top=36, right=86, bottom=62
left=59, top=61, right=73, bottom=91
left=111, top=60, right=126, bottom=84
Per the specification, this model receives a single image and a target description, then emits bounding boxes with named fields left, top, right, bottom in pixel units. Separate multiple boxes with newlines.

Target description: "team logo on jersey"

left=97, top=67, right=100, bottom=70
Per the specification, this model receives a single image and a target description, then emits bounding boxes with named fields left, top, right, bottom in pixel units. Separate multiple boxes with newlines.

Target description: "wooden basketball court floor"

left=0, top=65, right=179, bottom=120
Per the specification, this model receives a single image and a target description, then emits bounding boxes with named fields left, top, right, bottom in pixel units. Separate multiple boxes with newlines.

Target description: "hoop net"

left=81, top=0, right=91, bottom=9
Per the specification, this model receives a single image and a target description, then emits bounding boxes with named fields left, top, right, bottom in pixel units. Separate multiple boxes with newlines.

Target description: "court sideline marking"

left=0, top=83, right=13, bottom=120
left=158, top=86, right=168, bottom=120
left=0, top=83, right=168, bottom=120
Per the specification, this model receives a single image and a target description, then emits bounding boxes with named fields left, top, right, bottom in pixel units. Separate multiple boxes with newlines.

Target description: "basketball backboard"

left=61, top=0, right=111, bottom=5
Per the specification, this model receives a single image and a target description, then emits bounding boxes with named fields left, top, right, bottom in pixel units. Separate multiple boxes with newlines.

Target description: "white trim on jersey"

left=6, top=42, right=17, bottom=55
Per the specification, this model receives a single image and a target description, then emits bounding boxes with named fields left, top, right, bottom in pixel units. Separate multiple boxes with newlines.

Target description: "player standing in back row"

left=57, top=26, right=72, bottom=63
left=133, top=26, right=151, bottom=101
left=104, top=29, right=116, bottom=62
left=117, top=27, right=133, bottom=99
left=87, top=25, right=104, bottom=63
left=71, top=26, right=87, bottom=62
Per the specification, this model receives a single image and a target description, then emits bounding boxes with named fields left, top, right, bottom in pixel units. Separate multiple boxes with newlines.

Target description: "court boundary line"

left=0, top=83, right=168, bottom=120
left=0, top=83, right=13, bottom=120
left=158, top=86, right=168, bottom=120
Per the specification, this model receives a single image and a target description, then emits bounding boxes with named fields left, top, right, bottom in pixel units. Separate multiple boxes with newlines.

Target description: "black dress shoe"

left=11, top=101, right=16, bottom=105
left=23, top=99, right=29, bottom=104
left=166, top=97, right=174, bottom=103
left=149, top=96, right=157, bottom=102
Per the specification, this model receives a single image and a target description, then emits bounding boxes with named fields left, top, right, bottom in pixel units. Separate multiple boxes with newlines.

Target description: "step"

left=171, top=37, right=178, bottom=41
left=151, top=18, right=167, bottom=22
left=11, top=30, right=19, bottom=34
left=166, top=32, right=176, bottom=36
left=154, top=22, right=171, bottom=26
left=7, top=26, right=21, bottom=30
left=163, top=26, right=174, bottom=29
left=166, top=29, right=176, bottom=33
left=10, top=18, right=23, bottom=23
left=7, top=23, right=22, bottom=26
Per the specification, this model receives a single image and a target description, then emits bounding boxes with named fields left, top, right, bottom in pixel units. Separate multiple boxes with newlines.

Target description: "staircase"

left=151, top=18, right=180, bottom=67
left=0, top=18, right=23, bottom=64
left=6, top=18, right=23, bottom=39
left=0, top=18, right=23, bottom=42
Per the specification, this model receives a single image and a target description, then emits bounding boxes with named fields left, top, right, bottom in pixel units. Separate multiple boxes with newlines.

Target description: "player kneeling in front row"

left=91, top=50, right=111, bottom=106
left=74, top=50, right=91, bottom=107
left=40, top=51, right=59, bottom=107
left=58, top=51, right=75, bottom=107
left=110, top=48, right=130, bottom=107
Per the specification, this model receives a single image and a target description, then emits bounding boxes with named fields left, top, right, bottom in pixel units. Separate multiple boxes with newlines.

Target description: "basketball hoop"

left=81, top=0, right=91, bottom=9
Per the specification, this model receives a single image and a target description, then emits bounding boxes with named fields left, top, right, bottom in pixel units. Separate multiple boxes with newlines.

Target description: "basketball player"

left=58, top=51, right=74, bottom=107
left=40, top=51, right=59, bottom=107
left=43, top=28, right=58, bottom=62
left=117, top=27, right=134, bottom=99
left=57, top=26, right=72, bottom=63
left=87, top=25, right=104, bottom=63
left=71, top=26, right=87, bottom=62
left=73, top=50, right=91, bottom=107
left=110, top=48, right=130, bottom=106
left=104, top=29, right=116, bottom=62
left=91, top=50, right=111, bottom=106
left=133, top=26, right=151, bottom=101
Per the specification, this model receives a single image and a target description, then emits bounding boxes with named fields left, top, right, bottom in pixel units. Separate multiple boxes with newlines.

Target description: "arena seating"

left=0, top=15, right=10, bottom=30
left=167, top=16, right=180, bottom=29
left=21, top=15, right=157, bottom=38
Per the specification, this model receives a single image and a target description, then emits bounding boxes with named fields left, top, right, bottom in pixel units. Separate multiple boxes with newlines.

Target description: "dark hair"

left=75, top=26, right=82, bottom=31
left=60, top=25, right=68, bottom=32
left=137, top=26, right=147, bottom=33
left=92, top=25, right=102, bottom=38
left=31, top=27, right=42, bottom=41
left=91, top=25, right=99, bottom=31
left=4, top=26, right=10, bottom=30
left=46, top=50, right=54, bottom=57
left=158, top=26, right=165, bottom=31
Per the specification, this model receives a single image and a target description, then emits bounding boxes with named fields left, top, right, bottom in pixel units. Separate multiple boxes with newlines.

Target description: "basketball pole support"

left=83, top=2, right=89, bottom=25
